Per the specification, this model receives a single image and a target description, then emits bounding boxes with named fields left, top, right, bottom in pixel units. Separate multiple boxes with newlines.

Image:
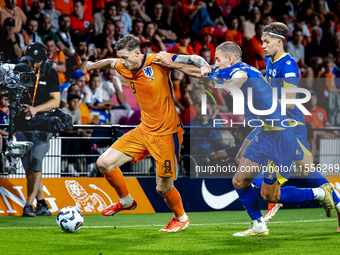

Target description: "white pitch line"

left=0, top=218, right=337, bottom=230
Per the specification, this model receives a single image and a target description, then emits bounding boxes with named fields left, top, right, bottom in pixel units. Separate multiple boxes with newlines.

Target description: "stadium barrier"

left=1, top=176, right=340, bottom=216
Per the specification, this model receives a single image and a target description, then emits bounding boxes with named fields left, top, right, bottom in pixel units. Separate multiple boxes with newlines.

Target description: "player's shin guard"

left=101, top=168, right=129, bottom=198
left=305, top=172, right=340, bottom=209
left=235, top=185, right=262, bottom=220
left=279, top=186, right=314, bottom=203
left=161, top=187, right=185, bottom=218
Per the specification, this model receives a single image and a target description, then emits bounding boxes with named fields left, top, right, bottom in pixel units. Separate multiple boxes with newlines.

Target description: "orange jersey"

left=304, top=106, right=328, bottom=128
left=114, top=54, right=182, bottom=136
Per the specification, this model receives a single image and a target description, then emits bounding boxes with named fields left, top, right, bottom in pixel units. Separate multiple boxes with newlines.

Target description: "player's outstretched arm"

left=154, top=51, right=211, bottom=77
left=86, top=58, right=118, bottom=73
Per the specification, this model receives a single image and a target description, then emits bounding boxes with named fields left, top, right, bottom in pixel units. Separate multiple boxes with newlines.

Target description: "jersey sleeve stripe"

left=283, top=80, right=297, bottom=88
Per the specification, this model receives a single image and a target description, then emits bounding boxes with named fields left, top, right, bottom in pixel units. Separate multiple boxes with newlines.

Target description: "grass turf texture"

left=0, top=208, right=338, bottom=255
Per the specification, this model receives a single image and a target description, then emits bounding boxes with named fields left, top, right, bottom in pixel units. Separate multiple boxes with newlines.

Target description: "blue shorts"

left=292, top=125, right=312, bottom=161
left=243, top=128, right=296, bottom=185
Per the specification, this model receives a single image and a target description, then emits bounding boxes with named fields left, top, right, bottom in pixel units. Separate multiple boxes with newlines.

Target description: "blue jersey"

left=208, top=62, right=286, bottom=131
left=265, top=54, right=305, bottom=126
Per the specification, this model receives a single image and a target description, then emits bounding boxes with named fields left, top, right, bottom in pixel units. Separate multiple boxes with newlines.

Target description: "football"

left=56, top=206, right=84, bottom=233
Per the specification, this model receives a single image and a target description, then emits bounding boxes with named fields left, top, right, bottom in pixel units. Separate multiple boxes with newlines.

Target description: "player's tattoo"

left=174, top=55, right=209, bottom=68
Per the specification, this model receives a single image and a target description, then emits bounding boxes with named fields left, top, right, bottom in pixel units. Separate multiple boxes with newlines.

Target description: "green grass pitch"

left=0, top=208, right=339, bottom=255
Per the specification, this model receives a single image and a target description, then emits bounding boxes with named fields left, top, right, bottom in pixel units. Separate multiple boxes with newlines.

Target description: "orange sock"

left=161, top=187, right=185, bottom=217
left=101, top=168, right=129, bottom=198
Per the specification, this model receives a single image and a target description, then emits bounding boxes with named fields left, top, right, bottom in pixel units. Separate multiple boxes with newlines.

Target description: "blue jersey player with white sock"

left=204, top=41, right=335, bottom=236
left=237, top=22, right=340, bottom=231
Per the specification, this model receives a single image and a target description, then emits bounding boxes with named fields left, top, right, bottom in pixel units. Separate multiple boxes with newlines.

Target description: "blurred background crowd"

left=1, top=0, right=340, bottom=175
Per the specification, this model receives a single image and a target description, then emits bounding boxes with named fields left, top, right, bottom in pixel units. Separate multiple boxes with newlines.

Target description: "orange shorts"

left=111, top=125, right=183, bottom=180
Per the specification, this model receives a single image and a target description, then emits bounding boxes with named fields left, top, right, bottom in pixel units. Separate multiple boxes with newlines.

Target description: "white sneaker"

left=233, top=227, right=269, bottom=236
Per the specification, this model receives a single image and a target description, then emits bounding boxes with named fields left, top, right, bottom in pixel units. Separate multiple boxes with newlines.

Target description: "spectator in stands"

left=0, top=92, right=9, bottom=139
left=199, top=48, right=213, bottom=66
left=306, top=0, right=329, bottom=24
left=294, top=12, right=311, bottom=46
left=85, top=73, right=113, bottom=111
left=321, top=14, right=337, bottom=46
left=65, top=39, right=93, bottom=81
left=66, top=83, right=94, bottom=125
left=331, top=32, right=340, bottom=58
left=229, top=0, right=255, bottom=24
left=207, top=126, right=251, bottom=166
left=0, top=0, right=27, bottom=34
left=150, top=1, right=177, bottom=42
left=171, top=30, right=194, bottom=55
left=117, top=0, right=132, bottom=36
left=174, top=0, right=211, bottom=35
left=140, top=39, right=153, bottom=54
left=70, top=0, right=95, bottom=38
left=44, top=36, right=66, bottom=84
left=98, top=68, right=127, bottom=108
left=274, top=0, right=294, bottom=18
left=245, top=22, right=265, bottom=70
left=143, top=21, right=166, bottom=53
left=224, top=16, right=243, bottom=47
left=322, top=58, right=340, bottom=93
left=25, top=0, right=45, bottom=22
left=240, top=7, right=261, bottom=42
left=205, top=0, right=225, bottom=27
left=130, top=18, right=145, bottom=41
left=260, top=0, right=273, bottom=15
left=262, top=13, right=274, bottom=26
left=94, top=2, right=119, bottom=35
left=0, top=17, right=21, bottom=63
left=114, top=20, right=125, bottom=42
left=38, top=15, right=72, bottom=56
left=286, top=28, right=307, bottom=68
left=305, top=90, right=340, bottom=139
left=18, top=17, right=42, bottom=53
left=171, top=69, right=191, bottom=117
left=41, top=0, right=60, bottom=33
left=307, top=13, right=321, bottom=35
left=60, top=70, right=87, bottom=108
left=333, top=51, right=340, bottom=88
left=128, top=0, right=151, bottom=23
left=305, top=26, right=332, bottom=66
left=194, top=27, right=215, bottom=61
left=56, top=14, right=75, bottom=55
left=301, top=56, right=324, bottom=90
left=93, top=20, right=116, bottom=60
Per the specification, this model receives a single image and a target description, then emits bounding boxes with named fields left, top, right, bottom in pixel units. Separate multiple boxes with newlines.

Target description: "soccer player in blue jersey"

left=237, top=22, right=340, bottom=231
left=155, top=42, right=335, bottom=236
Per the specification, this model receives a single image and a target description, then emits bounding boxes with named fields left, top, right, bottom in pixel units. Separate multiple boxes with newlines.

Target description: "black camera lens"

left=20, top=73, right=35, bottom=87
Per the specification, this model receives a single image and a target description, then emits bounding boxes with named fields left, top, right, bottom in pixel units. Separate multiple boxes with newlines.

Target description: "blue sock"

left=252, top=172, right=263, bottom=189
left=236, top=185, right=262, bottom=220
left=305, top=172, right=340, bottom=205
left=279, top=186, right=314, bottom=203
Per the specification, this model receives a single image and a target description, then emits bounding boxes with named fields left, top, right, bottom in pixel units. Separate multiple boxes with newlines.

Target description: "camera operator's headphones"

left=22, top=42, right=52, bottom=75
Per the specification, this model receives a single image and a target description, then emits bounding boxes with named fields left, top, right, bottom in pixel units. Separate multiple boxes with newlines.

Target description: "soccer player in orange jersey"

left=86, top=35, right=210, bottom=232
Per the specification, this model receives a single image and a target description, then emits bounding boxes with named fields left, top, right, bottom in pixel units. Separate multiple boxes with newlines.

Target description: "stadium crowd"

left=1, top=0, right=340, bottom=175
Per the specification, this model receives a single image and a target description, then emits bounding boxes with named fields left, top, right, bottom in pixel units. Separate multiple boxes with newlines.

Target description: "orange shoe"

left=263, top=203, right=282, bottom=222
left=102, top=201, right=137, bottom=216
left=158, top=217, right=189, bottom=232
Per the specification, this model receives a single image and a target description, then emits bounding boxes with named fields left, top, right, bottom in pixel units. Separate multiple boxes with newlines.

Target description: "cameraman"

left=15, top=42, right=60, bottom=217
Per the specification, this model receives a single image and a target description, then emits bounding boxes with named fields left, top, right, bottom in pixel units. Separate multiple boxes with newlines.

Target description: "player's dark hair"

left=262, top=22, right=289, bottom=41
left=115, top=35, right=140, bottom=51
left=216, top=41, right=242, bottom=61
